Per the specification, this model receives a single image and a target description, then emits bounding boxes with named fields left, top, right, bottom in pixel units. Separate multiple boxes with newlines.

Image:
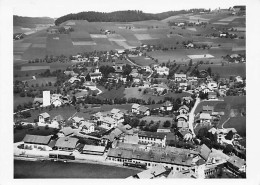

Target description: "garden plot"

left=107, top=34, right=126, bottom=41
left=90, top=34, right=107, bottom=38
left=31, top=43, right=46, bottom=48
left=21, top=66, right=50, bottom=71
left=72, top=41, right=96, bottom=46
left=218, top=16, right=244, bottom=22
left=134, top=34, right=157, bottom=40
left=187, top=54, right=214, bottom=59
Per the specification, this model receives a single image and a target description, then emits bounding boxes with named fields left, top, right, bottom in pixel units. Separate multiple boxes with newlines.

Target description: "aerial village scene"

left=13, top=2, right=246, bottom=179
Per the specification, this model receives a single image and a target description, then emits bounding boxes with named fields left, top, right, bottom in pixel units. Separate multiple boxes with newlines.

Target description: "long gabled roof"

left=23, top=134, right=52, bottom=145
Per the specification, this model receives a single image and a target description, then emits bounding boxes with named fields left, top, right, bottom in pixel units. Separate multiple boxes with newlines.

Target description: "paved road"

left=125, top=56, right=142, bottom=67
left=188, top=97, right=201, bottom=137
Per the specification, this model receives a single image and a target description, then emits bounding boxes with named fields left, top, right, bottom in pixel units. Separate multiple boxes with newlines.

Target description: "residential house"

left=55, top=137, right=79, bottom=152
left=186, top=43, right=194, bottom=48
left=132, top=103, right=141, bottom=113
left=199, top=113, right=212, bottom=125
left=177, top=128, right=192, bottom=140
left=71, top=116, right=84, bottom=127
left=59, top=127, right=75, bottom=137
left=174, top=74, right=187, bottom=82
left=160, top=101, right=173, bottom=112
left=139, top=106, right=150, bottom=116
left=176, top=114, right=188, bottom=128
left=155, top=66, right=169, bottom=76
left=68, top=76, right=80, bottom=84
left=178, top=105, right=190, bottom=115
left=208, top=92, right=217, bottom=100
left=235, top=76, right=243, bottom=83
left=23, top=134, right=53, bottom=151
left=82, top=145, right=106, bottom=155
left=33, top=97, right=43, bottom=106
left=138, top=131, right=167, bottom=147
left=100, top=116, right=117, bottom=130
left=152, top=83, right=169, bottom=95
left=202, top=105, right=214, bottom=114
left=79, top=121, right=95, bottom=133
left=39, top=112, right=50, bottom=124
left=179, top=82, right=188, bottom=91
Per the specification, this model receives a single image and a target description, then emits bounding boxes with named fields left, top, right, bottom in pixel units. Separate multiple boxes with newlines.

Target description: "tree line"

left=54, top=9, right=207, bottom=25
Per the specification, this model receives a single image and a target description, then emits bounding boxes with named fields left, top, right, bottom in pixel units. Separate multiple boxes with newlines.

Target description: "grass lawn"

left=14, top=94, right=34, bottom=109
left=124, top=87, right=190, bottom=103
left=198, top=63, right=246, bottom=78
left=26, top=77, right=57, bottom=86
left=98, top=86, right=125, bottom=100
left=129, top=56, right=156, bottom=66
left=223, top=117, right=246, bottom=137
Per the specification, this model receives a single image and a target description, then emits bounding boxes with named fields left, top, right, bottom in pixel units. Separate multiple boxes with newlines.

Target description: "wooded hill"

left=14, top=15, right=54, bottom=28
left=55, top=9, right=209, bottom=25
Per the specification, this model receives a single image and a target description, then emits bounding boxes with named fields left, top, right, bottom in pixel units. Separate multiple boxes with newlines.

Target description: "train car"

left=123, top=162, right=147, bottom=169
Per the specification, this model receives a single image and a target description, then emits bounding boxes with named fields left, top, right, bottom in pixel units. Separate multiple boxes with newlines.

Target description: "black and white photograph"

left=1, top=0, right=260, bottom=183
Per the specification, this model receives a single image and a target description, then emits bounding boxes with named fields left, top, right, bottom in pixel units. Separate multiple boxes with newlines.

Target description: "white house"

left=132, top=103, right=141, bottom=113
left=39, top=112, right=50, bottom=124
left=68, top=76, right=80, bottom=84
left=79, top=121, right=95, bottom=133
left=155, top=66, right=169, bottom=76
left=138, top=131, right=167, bottom=147
left=186, top=43, right=194, bottom=48
left=174, top=74, right=187, bottom=82
left=235, top=76, right=243, bottom=83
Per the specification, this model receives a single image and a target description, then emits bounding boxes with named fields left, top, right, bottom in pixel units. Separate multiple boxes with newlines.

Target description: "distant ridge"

left=54, top=9, right=210, bottom=25
left=14, top=15, right=55, bottom=28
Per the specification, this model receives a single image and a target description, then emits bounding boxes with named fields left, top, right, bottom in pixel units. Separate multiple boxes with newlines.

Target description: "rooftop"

left=55, top=137, right=79, bottom=149
left=23, top=134, right=52, bottom=145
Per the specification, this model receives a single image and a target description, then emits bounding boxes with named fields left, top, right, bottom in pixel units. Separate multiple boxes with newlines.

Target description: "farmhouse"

left=68, top=76, right=80, bottom=84
left=179, top=82, right=188, bottom=91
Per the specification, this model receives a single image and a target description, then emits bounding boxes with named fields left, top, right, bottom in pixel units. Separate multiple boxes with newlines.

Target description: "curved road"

left=188, top=97, right=201, bottom=137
